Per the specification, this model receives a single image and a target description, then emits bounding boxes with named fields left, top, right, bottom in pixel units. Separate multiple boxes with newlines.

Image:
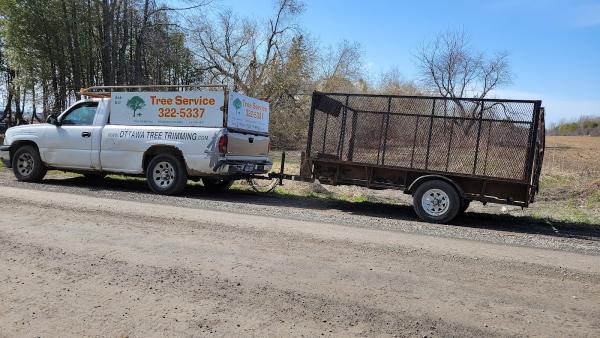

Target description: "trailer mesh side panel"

left=308, top=93, right=540, bottom=181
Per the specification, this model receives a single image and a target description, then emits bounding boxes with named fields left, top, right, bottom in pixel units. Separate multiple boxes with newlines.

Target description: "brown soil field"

left=529, top=136, right=599, bottom=224
left=544, top=136, right=599, bottom=172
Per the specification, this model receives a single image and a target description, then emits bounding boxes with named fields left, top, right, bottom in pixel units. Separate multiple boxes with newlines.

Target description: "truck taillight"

left=218, top=134, right=228, bottom=154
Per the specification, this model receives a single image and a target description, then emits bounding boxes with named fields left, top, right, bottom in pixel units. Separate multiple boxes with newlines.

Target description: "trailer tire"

left=146, top=153, right=187, bottom=195
left=202, top=178, right=234, bottom=192
left=12, top=145, right=47, bottom=182
left=413, top=180, right=460, bottom=224
left=458, top=200, right=471, bottom=215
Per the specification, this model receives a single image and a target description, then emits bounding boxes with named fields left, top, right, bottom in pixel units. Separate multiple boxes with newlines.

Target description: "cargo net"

left=308, top=93, right=538, bottom=181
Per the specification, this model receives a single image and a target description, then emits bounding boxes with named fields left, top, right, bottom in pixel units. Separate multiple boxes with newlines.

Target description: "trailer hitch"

left=248, top=151, right=314, bottom=193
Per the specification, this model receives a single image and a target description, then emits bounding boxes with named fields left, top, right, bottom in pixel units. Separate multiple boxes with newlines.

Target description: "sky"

left=199, top=0, right=600, bottom=125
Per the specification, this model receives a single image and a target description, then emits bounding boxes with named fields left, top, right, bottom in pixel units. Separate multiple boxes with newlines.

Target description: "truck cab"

left=0, top=86, right=271, bottom=195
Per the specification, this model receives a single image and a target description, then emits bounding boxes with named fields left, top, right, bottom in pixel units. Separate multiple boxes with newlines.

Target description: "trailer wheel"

left=413, top=180, right=460, bottom=224
left=12, top=145, right=47, bottom=182
left=202, top=178, right=234, bottom=192
left=458, top=200, right=471, bottom=215
left=146, top=153, right=187, bottom=195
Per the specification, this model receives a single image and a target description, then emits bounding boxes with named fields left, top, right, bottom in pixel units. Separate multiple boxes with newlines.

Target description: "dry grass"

left=526, top=136, right=600, bottom=224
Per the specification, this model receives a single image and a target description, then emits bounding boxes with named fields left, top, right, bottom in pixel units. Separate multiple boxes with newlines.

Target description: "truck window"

left=61, top=102, right=99, bottom=126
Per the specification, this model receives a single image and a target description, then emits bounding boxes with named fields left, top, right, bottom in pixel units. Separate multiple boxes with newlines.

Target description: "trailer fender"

left=405, top=175, right=466, bottom=199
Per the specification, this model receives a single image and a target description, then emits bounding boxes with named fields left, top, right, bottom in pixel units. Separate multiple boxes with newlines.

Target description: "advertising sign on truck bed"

left=227, top=92, right=269, bottom=135
left=110, top=91, right=224, bottom=127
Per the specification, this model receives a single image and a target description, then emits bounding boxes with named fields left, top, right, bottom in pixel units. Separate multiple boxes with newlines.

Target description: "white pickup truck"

left=0, top=86, right=271, bottom=195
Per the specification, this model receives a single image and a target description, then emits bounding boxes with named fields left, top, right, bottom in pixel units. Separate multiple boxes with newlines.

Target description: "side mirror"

left=46, top=115, right=60, bottom=126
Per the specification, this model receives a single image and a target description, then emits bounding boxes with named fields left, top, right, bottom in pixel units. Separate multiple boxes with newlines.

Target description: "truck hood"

left=6, top=124, right=49, bottom=134
left=4, top=124, right=49, bottom=145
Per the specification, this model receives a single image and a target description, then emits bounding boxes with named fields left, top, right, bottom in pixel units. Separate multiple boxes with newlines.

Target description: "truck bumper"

left=0, top=145, right=10, bottom=168
left=216, top=159, right=272, bottom=176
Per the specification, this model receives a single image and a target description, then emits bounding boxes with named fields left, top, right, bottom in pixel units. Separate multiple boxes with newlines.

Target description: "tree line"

left=0, top=0, right=200, bottom=123
left=0, top=0, right=511, bottom=148
left=548, top=116, right=600, bottom=137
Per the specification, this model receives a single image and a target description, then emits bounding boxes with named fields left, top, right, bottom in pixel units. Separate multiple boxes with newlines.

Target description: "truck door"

left=44, top=102, right=99, bottom=169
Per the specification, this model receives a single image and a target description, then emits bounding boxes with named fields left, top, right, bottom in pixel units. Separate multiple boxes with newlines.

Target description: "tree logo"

left=233, top=98, right=243, bottom=115
left=127, top=96, right=146, bottom=117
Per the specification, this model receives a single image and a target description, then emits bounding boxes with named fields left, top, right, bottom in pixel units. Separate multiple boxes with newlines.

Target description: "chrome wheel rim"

left=16, top=152, right=34, bottom=177
left=421, top=188, right=450, bottom=216
left=152, top=161, right=175, bottom=189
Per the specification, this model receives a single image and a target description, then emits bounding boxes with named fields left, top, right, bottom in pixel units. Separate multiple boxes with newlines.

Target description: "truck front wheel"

left=146, top=153, right=188, bottom=195
left=413, top=180, right=460, bottom=224
left=12, top=145, right=47, bottom=182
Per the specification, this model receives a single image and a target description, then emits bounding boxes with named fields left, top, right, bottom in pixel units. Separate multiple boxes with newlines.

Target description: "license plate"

left=244, top=164, right=255, bottom=172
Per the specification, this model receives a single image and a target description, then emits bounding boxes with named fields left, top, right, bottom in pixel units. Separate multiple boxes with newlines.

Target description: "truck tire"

left=12, top=145, right=47, bottom=182
left=413, top=180, right=460, bottom=224
left=146, top=153, right=188, bottom=195
left=202, top=178, right=234, bottom=192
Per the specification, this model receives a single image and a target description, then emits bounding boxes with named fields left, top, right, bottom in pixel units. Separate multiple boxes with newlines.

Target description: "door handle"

left=81, top=132, right=91, bottom=138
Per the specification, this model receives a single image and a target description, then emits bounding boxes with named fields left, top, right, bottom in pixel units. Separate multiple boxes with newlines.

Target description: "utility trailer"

left=263, top=91, right=545, bottom=223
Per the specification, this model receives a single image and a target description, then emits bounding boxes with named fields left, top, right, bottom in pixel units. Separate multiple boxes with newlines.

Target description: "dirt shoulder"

left=1, top=185, right=599, bottom=337
left=0, top=168, right=599, bottom=256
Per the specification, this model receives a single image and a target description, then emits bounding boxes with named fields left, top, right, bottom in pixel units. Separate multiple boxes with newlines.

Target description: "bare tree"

left=191, top=0, right=317, bottom=148
left=319, top=40, right=364, bottom=92
left=192, top=0, right=303, bottom=97
left=416, top=29, right=512, bottom=133
left=378, top=67, right=420, bottom=95
left=417, top=30, right=511, bottom=100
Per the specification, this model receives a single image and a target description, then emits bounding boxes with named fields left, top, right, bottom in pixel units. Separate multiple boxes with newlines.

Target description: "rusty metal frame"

left=310, top=158, right=532, bottom=207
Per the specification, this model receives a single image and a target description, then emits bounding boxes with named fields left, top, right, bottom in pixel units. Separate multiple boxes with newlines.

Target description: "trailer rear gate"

left=304, top=92, right=544, bottom=206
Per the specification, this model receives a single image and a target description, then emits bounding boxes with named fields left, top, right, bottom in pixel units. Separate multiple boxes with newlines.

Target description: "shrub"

left=549, top=116, right=600, bottom=136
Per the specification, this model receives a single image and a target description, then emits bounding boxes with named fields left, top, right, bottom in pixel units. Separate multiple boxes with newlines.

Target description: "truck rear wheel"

left=146, top=153, right=187, bottom=195
left=12, top=145, right=47, bottom=182
left=413, top=180, right=460, bottom=224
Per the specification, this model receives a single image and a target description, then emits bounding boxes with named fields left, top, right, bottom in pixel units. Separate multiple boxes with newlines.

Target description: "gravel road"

left=1, top=170, right=599, bottom=337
